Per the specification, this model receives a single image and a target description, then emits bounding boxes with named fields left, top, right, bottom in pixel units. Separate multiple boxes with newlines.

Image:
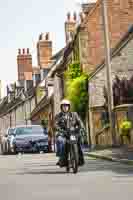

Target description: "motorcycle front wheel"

left=70, top=143, right=79, bottom=174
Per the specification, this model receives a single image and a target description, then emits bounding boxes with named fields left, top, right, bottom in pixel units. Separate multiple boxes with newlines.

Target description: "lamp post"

left=101, top=0, right=116, bottom=144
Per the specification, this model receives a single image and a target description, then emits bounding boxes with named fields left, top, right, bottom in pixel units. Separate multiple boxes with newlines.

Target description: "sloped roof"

left=0, top=97, right=8, bottom=115
left=33, top=66, right=40, bottom=74
left=24, top=87, right=36, bottom=99
left=47, top=41, right=74, bottom=78
left=0, top=86, right=35, bottom=117
left=0, top=96, right=22, bottom=117
left=51, top=47, right=65, bottom=60
left=82, top=3, right=96, bottom=15
left=30, top=95, right=51, bottom=120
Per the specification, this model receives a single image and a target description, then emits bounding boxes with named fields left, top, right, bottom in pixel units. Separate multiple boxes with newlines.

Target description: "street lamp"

left=101, top=0, right=116, bottom=145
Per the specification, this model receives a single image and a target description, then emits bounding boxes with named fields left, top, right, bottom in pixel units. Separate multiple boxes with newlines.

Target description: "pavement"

left=0, top=153, right=133, bottom=200
left=85, top=146, right=133, bottom=165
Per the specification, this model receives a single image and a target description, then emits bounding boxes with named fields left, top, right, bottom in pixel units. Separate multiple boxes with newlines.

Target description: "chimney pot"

left=67, top=12, right=71, bottom=21
left=73, top=12, right=77, bottom=21
left=39, top=33, right=43, bottom=40
left=23, top=48, right=25, bottom=54
left=18, top=49, right=21, bottom=55
left=45, top=32, right=49, bottom=40
left=27, top=48, right=29, bottom=54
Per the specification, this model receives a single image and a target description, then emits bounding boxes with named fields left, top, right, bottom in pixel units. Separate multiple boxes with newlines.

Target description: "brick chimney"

left=17, top=48, right=32, bottom=81
left=37, top=32, right=52, bottom=69
left=65, top=12, right=77, bottom=44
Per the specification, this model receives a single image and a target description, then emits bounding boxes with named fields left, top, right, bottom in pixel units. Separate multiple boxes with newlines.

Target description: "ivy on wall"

left=64, top=62, right=88, bottom=120
left=65, top=62, right=81, bottom=79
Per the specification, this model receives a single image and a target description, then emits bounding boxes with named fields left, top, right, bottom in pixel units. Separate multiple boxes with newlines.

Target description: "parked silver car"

left=11, top=125, right=48, bottom=154
left=0, top=127, right=16, bottom=155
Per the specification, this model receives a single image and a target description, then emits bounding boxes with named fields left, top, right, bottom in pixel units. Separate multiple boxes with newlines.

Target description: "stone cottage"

left=88, top=25, right=133, bottom=147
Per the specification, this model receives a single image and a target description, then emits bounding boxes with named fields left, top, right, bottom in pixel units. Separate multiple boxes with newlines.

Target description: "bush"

left=119, top=120, right=132, bottom=136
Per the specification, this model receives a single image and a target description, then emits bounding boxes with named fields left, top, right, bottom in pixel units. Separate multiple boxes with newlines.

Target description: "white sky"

left=0, top=0, right=96, bottom=97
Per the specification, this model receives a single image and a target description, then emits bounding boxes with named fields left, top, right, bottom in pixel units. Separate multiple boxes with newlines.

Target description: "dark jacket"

left=54, top=111, right=85, bottom=137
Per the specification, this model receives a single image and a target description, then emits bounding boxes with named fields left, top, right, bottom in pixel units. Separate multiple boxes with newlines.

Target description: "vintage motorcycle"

left=59, top=128, right=79, bottom=174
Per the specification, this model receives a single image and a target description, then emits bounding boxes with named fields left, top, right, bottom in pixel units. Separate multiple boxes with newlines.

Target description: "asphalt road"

left=0, top=153, right=133, bottom=200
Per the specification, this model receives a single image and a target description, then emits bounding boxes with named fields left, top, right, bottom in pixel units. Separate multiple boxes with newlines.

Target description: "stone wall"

left=53, top=75, right=64, bottom=116
left=10, top=110, right=16, bottom=127
left=0, top=114, right=10, bottom=136
left=88, top=33, right=133, bottom=147
left=78, top=26, right=90, bottom=73
left=89, top=36, right=133, bottom=108
left=30, top=96, right=36, bottom=113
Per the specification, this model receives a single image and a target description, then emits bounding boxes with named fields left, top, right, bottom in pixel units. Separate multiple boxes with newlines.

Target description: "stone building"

left=0, top=88, right=36, bottom=136
left=88, top=25, right=133, bottom=147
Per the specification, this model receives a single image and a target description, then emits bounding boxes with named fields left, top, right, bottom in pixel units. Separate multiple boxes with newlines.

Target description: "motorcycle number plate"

left=70, top=135, right=76, bottom=141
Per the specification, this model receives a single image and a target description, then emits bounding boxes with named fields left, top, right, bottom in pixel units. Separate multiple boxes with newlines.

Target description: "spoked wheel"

left=70, top=144, right=79, bottom=174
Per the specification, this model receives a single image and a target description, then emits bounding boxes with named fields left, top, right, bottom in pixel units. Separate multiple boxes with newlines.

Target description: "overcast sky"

left=0, top=0, right=96, bottom=97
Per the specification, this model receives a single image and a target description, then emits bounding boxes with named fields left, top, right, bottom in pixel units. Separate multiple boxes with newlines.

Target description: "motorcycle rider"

left=54, top=99, right=85, bottom=167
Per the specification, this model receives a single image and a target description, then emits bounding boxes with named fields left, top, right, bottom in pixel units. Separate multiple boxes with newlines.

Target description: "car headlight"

left=12, top=140, right=16, bottom=145
left=10, top=140, right=15, bottom=148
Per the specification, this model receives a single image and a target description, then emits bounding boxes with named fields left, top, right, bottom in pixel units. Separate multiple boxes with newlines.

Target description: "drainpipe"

left=10, top=113, right=12, bottom=128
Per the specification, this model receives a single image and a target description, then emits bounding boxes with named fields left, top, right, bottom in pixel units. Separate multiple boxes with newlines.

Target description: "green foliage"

left=41, top=119, right=48, bottom=127
left=119, top=120, right=132, bottom=136
left=64, top=62, right=82, bottom=80
left=65, top=62, right=88, bottom=119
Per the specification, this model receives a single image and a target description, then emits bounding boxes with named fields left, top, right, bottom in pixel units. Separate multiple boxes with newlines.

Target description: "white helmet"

left=60, top=99, right=71, bottom=107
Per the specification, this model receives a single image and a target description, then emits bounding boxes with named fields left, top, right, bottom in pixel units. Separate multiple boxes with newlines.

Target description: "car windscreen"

left=15, top=126, right=47, bottom=136
left=8, top=128, right=15, bottom=136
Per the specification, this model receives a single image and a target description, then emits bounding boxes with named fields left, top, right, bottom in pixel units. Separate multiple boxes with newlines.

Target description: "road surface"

left=0, top=153, right=133, bottom=200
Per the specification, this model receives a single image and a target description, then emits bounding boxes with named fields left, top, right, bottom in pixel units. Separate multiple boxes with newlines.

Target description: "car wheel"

left=7, top=142, right=13, bottom=155
left=1, top=144, right=6, bottom=155
left=43, top=147, right=49, bottom=153
left=5, top=142, right=9, bottom=155
left=13, top=145, right=18, bottom=155
left=7, top=142, right=11, bottom=155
